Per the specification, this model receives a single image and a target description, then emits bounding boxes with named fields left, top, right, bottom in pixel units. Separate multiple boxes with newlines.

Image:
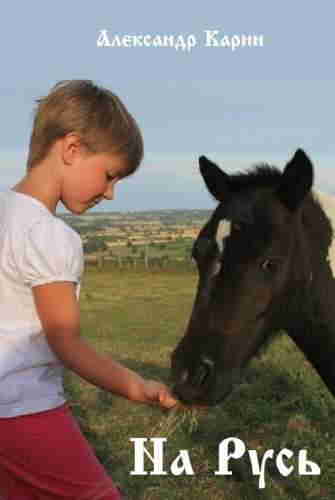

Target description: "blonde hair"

left=27, top=80, right=143, bottom=174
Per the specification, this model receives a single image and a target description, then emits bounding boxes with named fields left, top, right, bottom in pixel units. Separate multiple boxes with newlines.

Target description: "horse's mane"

left=226, top=163, right=333, bottom=258
left=229, top=164, right=282, bottom=191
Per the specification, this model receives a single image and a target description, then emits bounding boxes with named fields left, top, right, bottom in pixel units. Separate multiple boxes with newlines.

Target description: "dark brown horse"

left=171, top=149, right=335, bottom=405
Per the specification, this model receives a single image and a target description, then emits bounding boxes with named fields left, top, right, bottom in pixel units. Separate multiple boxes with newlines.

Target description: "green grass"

left=64, top=267, right=335, bottom=499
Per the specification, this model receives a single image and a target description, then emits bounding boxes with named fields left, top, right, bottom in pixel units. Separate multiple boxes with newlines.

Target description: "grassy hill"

left=64, top=266, right=335, bottom=500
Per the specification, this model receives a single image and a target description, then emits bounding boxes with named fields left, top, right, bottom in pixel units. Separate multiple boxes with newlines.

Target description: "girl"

left=0, top=80, right=178, bottom=499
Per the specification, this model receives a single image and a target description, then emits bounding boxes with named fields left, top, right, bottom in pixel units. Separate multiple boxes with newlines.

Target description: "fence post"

left=144, top=243, right=149, bottom=270
left=97, top=252, right=104, bottom=270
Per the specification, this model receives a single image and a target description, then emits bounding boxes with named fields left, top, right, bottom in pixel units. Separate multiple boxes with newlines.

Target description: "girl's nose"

left=104, top=184, right=115, bottom=200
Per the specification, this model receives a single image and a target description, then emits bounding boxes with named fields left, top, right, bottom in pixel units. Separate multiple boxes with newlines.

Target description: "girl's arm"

left=32, top=282, right=178, bottom=408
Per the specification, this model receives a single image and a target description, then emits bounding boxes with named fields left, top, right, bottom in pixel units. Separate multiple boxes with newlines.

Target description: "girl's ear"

left=276, top=149, right=314, bottom=212
left=61, top=133, right=83, bottom=166
left=199, top=156, right=231, bottom=202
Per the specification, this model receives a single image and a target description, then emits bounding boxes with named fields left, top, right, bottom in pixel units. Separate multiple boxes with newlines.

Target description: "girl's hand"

left=143, top=380, right=179, bottom=409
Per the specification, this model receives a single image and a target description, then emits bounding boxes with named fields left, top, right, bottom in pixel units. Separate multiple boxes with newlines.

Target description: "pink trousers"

left=0, top=403, right=122, bottom=500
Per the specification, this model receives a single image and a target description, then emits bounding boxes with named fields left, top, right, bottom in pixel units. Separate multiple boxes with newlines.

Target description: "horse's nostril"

left=195, top=365, right=209, bottom=386
left=194, top=357, right=215, bottom=387
left=202, top=356, right=215, bottom=371
left=180, top=370, right=188, bottom=383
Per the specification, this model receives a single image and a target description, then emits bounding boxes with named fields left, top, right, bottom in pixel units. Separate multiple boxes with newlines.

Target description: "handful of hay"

left=150, top=403, right=207, bottom=438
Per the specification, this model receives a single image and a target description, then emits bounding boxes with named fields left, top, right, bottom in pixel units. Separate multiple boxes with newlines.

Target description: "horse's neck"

left=287, top=191, right=335, bottom=396
left=288, top=273, right=335, bottom=395
left=317, top=191, right=335, bottom=278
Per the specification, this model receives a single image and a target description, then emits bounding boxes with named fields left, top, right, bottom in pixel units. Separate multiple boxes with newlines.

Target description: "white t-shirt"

left=0, top=190, right=84, bottom=417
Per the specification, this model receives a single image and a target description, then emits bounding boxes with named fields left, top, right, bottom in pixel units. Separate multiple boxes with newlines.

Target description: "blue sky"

left=1, top=2, right=334, bottom=211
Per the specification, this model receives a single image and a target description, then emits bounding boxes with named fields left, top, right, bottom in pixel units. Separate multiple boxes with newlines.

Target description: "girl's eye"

left=106, top=174, right=115, bottom=181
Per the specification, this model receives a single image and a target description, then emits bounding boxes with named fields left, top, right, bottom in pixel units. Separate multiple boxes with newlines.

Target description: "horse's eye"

left=261, top=258, right=280, bottom=274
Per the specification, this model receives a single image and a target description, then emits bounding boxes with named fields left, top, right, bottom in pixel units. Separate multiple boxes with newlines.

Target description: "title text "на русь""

left=129, top=437, right=320, bottom=489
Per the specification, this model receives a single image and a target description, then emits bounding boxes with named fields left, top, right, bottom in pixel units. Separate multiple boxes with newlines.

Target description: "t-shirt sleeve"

left=20, top=218, right=84, bottom=288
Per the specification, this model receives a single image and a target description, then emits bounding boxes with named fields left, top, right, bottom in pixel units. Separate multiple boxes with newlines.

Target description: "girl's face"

left=61, top=151, right=128, bottom=214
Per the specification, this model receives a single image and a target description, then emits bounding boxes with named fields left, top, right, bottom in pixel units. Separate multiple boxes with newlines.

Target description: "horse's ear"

left=276, top=149, right=314, bottom=212
left=199, top=156, right=230, bottom=202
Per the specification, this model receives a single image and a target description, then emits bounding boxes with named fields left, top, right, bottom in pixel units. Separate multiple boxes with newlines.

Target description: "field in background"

left=59, top=209, right=208, bottom=269
left=64, top=266, right=335, bottom=500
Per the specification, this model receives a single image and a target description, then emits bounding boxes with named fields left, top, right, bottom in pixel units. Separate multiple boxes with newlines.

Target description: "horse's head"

left=171, top=149, right=314, bottom=406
